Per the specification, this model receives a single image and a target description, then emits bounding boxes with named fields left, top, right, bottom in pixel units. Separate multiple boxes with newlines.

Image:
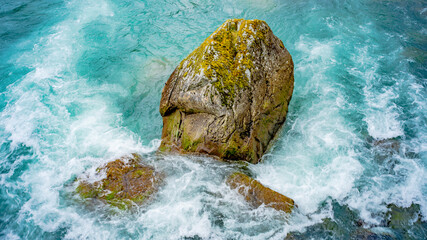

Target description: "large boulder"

left=159, top=19, right=294, bottom=163
left=76, top=154, right=162, bottom=209
left=226, top=172, right=295, bottom=213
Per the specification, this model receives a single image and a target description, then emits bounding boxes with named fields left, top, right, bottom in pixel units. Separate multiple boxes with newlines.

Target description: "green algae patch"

left=76, top=154, right=162, bottom=209
left=159, top=110, right=183, bottom=152
left=76, top=181, right=99, bottom=199
left=181, top=131, right=202, bottom=152
left=226, top=172, right=295, bottom=213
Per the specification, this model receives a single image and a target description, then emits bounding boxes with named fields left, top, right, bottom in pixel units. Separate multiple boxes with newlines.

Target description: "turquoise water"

left=0, top=0, right=426, bottom=239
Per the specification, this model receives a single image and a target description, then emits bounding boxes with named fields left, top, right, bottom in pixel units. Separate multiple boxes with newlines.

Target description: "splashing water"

left=0, top=0, right=426, bottom=239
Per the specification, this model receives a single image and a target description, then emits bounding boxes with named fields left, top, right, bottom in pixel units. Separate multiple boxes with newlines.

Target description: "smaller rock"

left=383, top=203, right=427, bottom=239
left=76, top=154, right=162, bottom=209
left=386, top=203, right=422, bottom=230
left=285, top=217, right=348, bottom=239
left=371, top=138, right=401, bottom=164
left=226, top=172, right=295, bottom=213
left=350, top=228, right=395, bottom=240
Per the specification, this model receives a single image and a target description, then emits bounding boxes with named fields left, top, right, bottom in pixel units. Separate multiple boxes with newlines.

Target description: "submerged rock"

left=226, top=172, right=295, bottom=213
left=286, top=201, right=366, bottom=239
left=386, top=203, right=421, bottom=229
left=159, top=19, right=294, bottom=163
left=76, top=154, right=162, bottom=209
left=350, top=228, right=395, bottom=240
left=384, top=203, right=426, bottom=238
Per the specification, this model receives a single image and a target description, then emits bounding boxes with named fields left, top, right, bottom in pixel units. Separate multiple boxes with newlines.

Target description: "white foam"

left=363, top=88, right=404, bottom=140
left=4, top=232, right=21, bottom=240
left=0, top=0, right=159, bottom=238
left=253, top=36, right=365, bottom=226
left=350, top=46, right=404, bottom=140
left=256, top=151, right=362, bottom=215
left=295, top=37, right=334, bottom=63
left=343, top=30, right=427, bottom=225
left=344, top=154, right=427, bottom=225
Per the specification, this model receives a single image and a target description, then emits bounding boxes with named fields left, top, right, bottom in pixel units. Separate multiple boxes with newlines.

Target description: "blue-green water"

left=0, top=0, right=426, bottom=239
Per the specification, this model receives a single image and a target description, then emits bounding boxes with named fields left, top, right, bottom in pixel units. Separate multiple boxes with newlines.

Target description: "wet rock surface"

left=76, top=154, right=162, bottom=209
left=226, top=172, right=295, bottom=213
left=159, top=19, right=294, bottom=163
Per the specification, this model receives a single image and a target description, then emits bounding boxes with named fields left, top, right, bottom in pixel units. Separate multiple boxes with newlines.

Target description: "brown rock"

left=159, top=19, right=294, bottom=163
left=76, top=154, right=162, bottom=209
left=226, top=172, right=295, bottom=213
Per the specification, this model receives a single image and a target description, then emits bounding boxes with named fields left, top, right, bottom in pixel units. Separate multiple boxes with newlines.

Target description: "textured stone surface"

left=76, top=154, right=162, bottom=209
left=226, top=172, right=295, bottom=213
left=159, top=19, right=294, bottom=163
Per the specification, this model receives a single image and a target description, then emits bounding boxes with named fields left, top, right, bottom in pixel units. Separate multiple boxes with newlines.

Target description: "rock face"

left=76, top=154, right=162, bottom=209
left=226, top=172, right=295, bottom=213
left=159, top=19, right=294, bottom=163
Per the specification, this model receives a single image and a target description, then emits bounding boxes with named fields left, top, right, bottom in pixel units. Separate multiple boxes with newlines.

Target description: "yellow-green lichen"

left=179, top=19, right=269, bottom=106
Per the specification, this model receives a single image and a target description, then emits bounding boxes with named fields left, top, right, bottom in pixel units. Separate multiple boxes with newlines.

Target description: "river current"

left=0, top=0, right=426, bottom=239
